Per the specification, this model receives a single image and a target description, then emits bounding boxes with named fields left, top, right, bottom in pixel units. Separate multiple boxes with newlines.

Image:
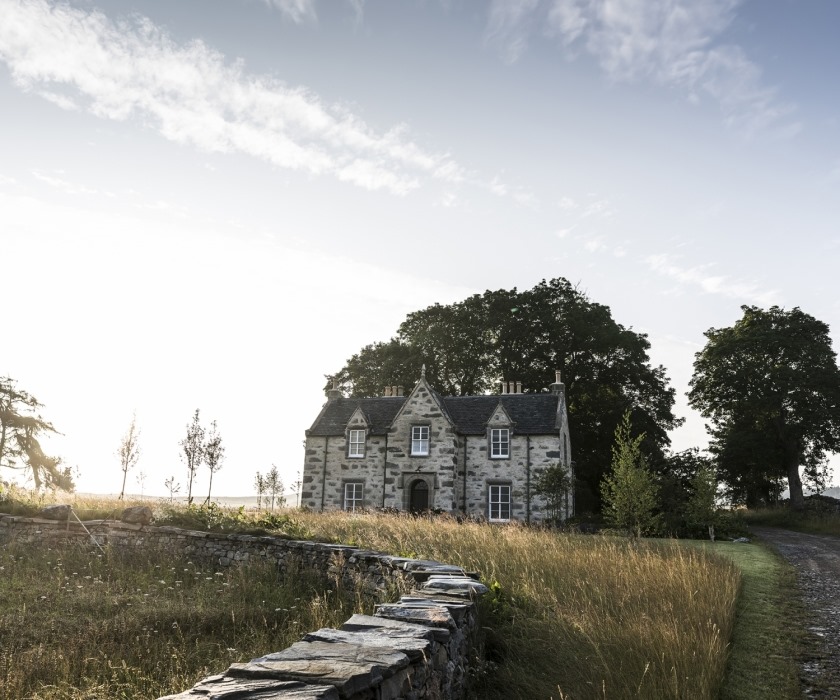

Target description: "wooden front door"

left=409, top=479, right=429, bottom=512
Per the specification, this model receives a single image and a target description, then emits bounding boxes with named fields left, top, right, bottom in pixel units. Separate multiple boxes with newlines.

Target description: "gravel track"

left=750, top=527, right=840, bottom=698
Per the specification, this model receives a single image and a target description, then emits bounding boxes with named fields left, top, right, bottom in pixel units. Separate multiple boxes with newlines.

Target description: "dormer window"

left=348, top=429, right=365, bottom=458
left=411, top=426, right=430, bottom=456
left=491, top=428, right=510, bottom=458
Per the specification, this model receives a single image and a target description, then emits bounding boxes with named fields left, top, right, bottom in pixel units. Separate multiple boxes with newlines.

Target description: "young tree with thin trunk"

left=254, top=471, right=266, bottom=510
left=265, top=464, right=285, bottom=512
left=601, top=412, right=661, bottom=538
left=204, top=420, right=225, bottom=504
left=180, top=409, right=205, bottom=504
left=164, top=475, right=181, bottom=503
left=117, top=413, right=141, bottom=500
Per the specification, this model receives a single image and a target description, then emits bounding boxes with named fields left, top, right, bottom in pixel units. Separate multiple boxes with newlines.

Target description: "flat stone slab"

left=420, top=576, right=489, bottom=597
left=304, top=627, right=432, bottom=662
left=374, top=603, right=455, bottom=631
left=158, top=675, right=339, bottom=699
left=227, top=641, right=409, bottom=698
left=340, top=613, right=448, bottom=643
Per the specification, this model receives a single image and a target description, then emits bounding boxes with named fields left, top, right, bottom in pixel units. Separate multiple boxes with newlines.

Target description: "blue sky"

left=1, top=0, right=838, bottom=498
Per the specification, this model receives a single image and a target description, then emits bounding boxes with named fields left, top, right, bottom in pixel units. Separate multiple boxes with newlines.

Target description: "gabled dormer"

left=486, top=400, right=514, bottom=459
left=388, top=366, right=456, bottom=458
left=345, top=406, right=370, bottom=458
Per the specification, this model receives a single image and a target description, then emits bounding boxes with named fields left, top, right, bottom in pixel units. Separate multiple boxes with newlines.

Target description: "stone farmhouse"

left=301, top=369, right=573, bottom=523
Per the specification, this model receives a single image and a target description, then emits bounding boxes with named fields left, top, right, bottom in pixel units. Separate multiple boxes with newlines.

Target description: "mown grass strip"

left=679, top=540, right=802, bottom=700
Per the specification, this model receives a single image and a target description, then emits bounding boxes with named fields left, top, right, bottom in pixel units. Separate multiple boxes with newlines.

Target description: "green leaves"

left=328, top=278, right=681, bottom=513
left=689, top=306, right=840, bottom=506
left=600, top=412, right=661, bottom=538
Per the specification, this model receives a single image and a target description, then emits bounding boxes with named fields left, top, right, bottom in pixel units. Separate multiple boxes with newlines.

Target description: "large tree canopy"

left=327, top=278, right=682, bottom=512
left=688, top=305, right=840, bottom=507
left=0, top=377, right=73, bottom=491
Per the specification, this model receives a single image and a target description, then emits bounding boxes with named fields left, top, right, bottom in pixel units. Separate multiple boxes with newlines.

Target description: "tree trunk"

left=785, top=439, right=805, bottom=509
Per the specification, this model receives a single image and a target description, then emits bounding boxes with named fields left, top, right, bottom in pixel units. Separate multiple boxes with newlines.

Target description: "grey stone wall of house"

left=385, top=382, right=459, bottom=513
left=0, top=513, right=487, bottom=699
left=303, top=376, right=575, bottom=523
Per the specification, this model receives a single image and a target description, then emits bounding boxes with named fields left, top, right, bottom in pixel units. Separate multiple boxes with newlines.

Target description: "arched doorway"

left=409, top=479, right=430, bottom=513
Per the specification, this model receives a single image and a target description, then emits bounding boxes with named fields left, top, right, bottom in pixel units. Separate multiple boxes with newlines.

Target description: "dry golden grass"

left=291, top=511, right=741, bottom=699
left=0, top=493, right=741, bottom=699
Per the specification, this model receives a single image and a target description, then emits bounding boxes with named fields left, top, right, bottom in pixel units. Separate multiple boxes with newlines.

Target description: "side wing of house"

left=301, top=399, right=400, bottom=512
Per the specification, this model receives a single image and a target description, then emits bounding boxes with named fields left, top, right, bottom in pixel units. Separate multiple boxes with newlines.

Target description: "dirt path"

left=750, top=527, right=840, bottom=697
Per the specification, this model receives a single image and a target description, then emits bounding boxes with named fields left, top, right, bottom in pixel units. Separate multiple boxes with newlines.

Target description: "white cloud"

left=486, top=0, right=798, bottom=136
left=0, top=0, right=463, bottom=195
left=558, top=196, right=577, bottom=210
left=645, top=253, right=778, bottom=305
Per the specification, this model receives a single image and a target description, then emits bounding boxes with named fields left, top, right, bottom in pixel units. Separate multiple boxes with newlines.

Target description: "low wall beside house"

left=0, top=512, right=488, bottom=700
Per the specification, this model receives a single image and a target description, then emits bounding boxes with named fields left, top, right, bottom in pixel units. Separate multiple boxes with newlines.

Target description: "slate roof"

left=306, top=393, right=561, bottom=436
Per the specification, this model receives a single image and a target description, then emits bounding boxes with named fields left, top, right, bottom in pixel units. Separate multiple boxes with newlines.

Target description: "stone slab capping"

left=0, top=513, right=488, bottom=699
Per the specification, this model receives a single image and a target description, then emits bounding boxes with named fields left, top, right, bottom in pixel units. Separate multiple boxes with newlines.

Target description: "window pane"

left=348, top=429, right=365, bottom=457
left=344, top=482, right=363, bottom=511
left=491, top=429, right=509, bottom=457
left=489, top=484, right=511, bottom=521
left=411, top=426, right=430, bottom=455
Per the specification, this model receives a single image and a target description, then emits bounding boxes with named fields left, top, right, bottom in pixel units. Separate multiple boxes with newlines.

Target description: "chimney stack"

left=550, top=370, right=565, bottom=396
left=327, top=381, right=342, bottom=400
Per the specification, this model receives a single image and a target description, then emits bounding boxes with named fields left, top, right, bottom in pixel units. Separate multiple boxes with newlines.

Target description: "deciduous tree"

left=600, top=412, right=661, bottom=538
left=265, top=464, right=285, bottom=512
left=327, top=278, right=681, bottom=512
left=179, top=409, right=205, bottom=504
left=117, top=413, right=141, bottom=500
left=533, top=462, right=572, bottom=525
left=203, top=420, right=225, bottom=505
left=689, top=306, right=840, bottom=508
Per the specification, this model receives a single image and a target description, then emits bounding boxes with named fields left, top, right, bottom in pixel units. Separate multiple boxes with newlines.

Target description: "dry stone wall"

left=0, top=513, right=487, bottom=699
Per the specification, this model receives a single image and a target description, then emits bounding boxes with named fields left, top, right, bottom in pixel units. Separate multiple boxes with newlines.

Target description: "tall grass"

left=291, top=511, right=741, bottom=700
left=0, top=495, right=741, bottom=700
left=0, top=541, right=361, bottom=700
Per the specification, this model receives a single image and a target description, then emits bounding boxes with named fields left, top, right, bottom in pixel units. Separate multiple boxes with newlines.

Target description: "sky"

left=1, top=0, right=839, bottom=500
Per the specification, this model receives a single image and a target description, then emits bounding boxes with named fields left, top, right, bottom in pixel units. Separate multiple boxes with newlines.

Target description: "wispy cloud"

left=260, top=0, right=318, bottom=23
left=0, top=0, right=461, bottom=195
left=32, top=170, right=100, bottom=196
left=646, top=253, right=778, bottom=305
left=258, top=0, right=366, bottom=27
left=487, top=0, right=799, bottom=137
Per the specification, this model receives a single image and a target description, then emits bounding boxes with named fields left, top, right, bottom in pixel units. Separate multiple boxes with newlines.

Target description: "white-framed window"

left=411, top=426, right=430, bottom=456
left=348, top=429, right=365, bottom=458
left=490, top=428, right=510, bottom=458
left=344, top=482, right=364, bottom=512
left=488, top=484, right=511, bottom=522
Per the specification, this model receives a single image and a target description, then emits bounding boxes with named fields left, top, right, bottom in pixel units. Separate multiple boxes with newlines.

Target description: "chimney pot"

left=516, top=381, right=522, bottom=394
left=555, top=370, right=562, bottom=384
left=384, top=386, right=392, bottom=397
left=397, top=386, right=404, bottom=396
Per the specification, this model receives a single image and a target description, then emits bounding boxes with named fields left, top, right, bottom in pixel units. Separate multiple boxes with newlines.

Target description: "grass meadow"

left=0, top=493, right=802, bottom=699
